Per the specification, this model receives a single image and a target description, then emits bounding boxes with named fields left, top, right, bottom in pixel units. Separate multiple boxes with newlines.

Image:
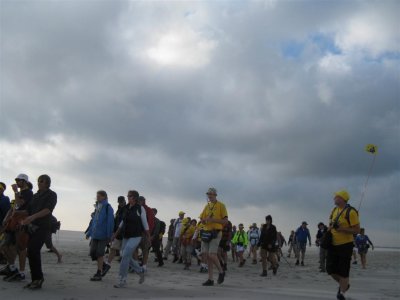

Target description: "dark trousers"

left=28, top=228, right=48, bottom=281
left=152, top=238, right=163, bottom=264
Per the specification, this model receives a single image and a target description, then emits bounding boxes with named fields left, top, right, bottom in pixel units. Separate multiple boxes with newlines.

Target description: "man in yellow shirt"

left=199, top=188, right=228, bottom=286
left=327, top=190, right=360, bottom=300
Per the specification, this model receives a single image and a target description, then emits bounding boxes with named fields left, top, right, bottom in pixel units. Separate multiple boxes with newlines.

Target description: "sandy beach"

left=0, top=230, right=399, bottom=300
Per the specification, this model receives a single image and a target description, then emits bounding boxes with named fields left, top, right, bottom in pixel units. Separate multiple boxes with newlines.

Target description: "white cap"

left=15, top=174, right=29, bottom=182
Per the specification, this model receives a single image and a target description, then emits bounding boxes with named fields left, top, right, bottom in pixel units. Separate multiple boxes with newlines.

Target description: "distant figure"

left=355, top=228, right=374, bottom=269
left=259, top=215, right=278, bottom=277
left=276, top=231, right=286, bottom=261
left=172, top=211, right=185, bottom=263
left=152, top=208, right=166, bottom=267
left=295, top=221, right=311, bottom=266
left=218, top=220, right=233, bottom=271
left=86, top=190, right=114, bottom=282
left=138, top=196, right=155, bottom=272
left=231, top=225, right=237, bottom=262
left=287, top=230, right=295, bottom=258
left=316, top=222, right=328, bottom=272
left=163, top=219, right=176, bottom=260
left=180, top=218, right=196, bottom=270
left=232, top=223, right=249, bottom=267
left=105, top=196, right=126, bottom=268
left=248, top=223, right=260, bottom=264
left=326, top=190, right=360, bottom=300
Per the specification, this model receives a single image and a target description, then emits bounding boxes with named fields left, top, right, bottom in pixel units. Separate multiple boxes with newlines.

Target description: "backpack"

left=51, top=215, right=61, bottom=234
left=329, top=205, right=358, bottom=226
left=159, top=221, right=166, bottom=235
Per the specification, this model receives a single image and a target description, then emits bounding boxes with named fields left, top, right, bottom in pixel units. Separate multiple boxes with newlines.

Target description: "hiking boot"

left=5, top=272, right=25, bottom=282
left=3, top=269, right=18, bottom=281
left=295, top=260, right=299, bottom=266
left=202, top=279, right=214, bottom=286
left=90, top=271, right=102, bottom=281
left=26, top=279, right=44, bottom=290
left=0, top=266, right=11, bottom=276
left=260, top=270, right=268, bottom=277
left=301, top=261, right=304, bottom=266
left=217, top=272, right=225, bottom=284
left=102, top=263, right=111, bottom=277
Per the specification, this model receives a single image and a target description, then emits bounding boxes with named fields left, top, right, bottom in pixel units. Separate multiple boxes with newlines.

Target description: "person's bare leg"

left=50, top=246, right=62, bottom=263
left=107, top=248, right=117, bottom=264
left=97, top=256, right=104, bottom=271
left=339, top=276, right=350, bottom=293
left=331, top=274, right=340, bottom=283
left=208, top=253, right=223, bottom=280
left=18, top=249, right=27, bottom=272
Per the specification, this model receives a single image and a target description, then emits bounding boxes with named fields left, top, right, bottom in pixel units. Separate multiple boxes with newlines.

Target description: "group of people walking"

left=0, top=177, right=373, bottom=300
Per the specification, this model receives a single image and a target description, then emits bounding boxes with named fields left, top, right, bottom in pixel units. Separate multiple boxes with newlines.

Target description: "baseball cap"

left=206, top=187, right=218, bottom=195
left=179, top=211, right=185, bottom=215
left=302, top=221, right=308, bottom=225
left=15, top=174, right=29, bottom=182
left=335, top=189, right=350, bottom=202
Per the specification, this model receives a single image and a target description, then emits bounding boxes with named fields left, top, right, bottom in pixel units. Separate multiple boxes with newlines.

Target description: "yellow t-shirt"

left=181, top=225, right=196, bottom=240
left=200, top=200, right=228, bottom=231
left=330, top=206, right=360, bottom=246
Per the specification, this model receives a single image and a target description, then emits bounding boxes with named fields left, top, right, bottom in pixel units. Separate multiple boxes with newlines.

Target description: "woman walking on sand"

left=355, top=228, right=374, bottom=269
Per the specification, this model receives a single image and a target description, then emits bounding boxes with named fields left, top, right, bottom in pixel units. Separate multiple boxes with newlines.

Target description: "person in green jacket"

left=231, top=224, right=249, bottom=267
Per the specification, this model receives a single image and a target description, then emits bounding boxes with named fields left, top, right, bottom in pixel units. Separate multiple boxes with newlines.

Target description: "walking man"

left=199, top=187, right=228, bottom=286
left=326, top=190, right=360, bottom=300
left=295, top=221, right=311, bottom=266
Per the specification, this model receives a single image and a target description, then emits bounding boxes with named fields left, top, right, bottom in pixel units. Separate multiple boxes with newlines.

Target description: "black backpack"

left=159, top=221, right=166, bottom=235
left=51, top=215, right=61, bottom=234
left=329, top=205, right=359, bottom=226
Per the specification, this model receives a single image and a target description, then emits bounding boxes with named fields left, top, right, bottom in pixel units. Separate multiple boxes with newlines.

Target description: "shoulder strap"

left=345, top=205, right=358, bottom=226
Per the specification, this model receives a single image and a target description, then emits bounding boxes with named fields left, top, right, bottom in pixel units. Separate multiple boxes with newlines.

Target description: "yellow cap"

left=179, top=211, right=185, bottom=215
left=335, top=190, right=350, bottom=202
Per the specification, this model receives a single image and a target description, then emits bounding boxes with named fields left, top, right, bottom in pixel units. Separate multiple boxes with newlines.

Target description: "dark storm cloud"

left=1, top=1, right=399, bottom=243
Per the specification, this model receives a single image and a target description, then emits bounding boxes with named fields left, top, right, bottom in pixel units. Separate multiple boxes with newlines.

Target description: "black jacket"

left=258, top=224, right=277, bottom=250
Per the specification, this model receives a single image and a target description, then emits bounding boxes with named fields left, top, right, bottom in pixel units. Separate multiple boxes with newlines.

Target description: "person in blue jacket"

left=355, top=228, right=374, bottom=269
left=295, top=221, right=312, bottom=266
left=86, top=190, right=114, bottom=281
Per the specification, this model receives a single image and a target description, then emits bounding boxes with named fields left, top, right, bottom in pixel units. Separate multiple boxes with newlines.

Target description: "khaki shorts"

left=201, top=231, right=222, bottom=254
left=111, top=238, right=122, bottom=251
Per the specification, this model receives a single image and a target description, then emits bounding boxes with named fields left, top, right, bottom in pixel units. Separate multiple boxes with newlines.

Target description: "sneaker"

left=138, top=270, right=145, bottom=284
left=301, top=261, right=304, bottom=266
left=3, top=269, right=18, bottom=281
left=102, top=263, right=111, bottom=277
left=0, top=266, right=11, bottom=276
left=114, top=280, right=127, bottom=288
left=260, top=270, right=268, bottom=277
left=90, top=271, right=102, bottom=281
left=5, top=272, right=25, bottom=282
left=295, top=260, right=299, bottom=266
left=202, top=279, right=214, bottom=286
left=217, top=272, right=225, bottom=284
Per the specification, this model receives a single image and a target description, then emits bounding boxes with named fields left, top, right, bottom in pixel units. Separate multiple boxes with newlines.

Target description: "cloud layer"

left=1, top=1, right=399, bottom=246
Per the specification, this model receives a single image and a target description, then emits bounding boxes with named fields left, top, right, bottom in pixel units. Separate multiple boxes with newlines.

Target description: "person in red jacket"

left=138, top=196, right=155, bottom=271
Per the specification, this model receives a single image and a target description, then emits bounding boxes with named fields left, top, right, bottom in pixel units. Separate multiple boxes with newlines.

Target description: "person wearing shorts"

left=326, top=190, right=360, bottom=300
left=199, top=187, right=228, bottom=286
left=86, top=190, right=114, bottom=282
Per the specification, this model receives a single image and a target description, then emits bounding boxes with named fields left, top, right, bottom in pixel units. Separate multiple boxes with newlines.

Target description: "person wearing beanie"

left=326, top=190, right=360, bottom=300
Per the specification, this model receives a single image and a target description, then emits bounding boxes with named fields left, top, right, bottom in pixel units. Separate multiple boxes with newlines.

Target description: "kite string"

left=358, top=154, right=377, bottom=211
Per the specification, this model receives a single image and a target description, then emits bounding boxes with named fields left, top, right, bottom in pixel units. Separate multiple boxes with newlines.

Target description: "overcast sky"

left=1, top=0, right=399, bottom=247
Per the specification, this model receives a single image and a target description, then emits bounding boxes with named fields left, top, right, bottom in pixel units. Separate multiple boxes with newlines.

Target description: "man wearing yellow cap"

left=172, top=211, right=185, bottom=263
left=326, top=190, right=360, bottom=300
